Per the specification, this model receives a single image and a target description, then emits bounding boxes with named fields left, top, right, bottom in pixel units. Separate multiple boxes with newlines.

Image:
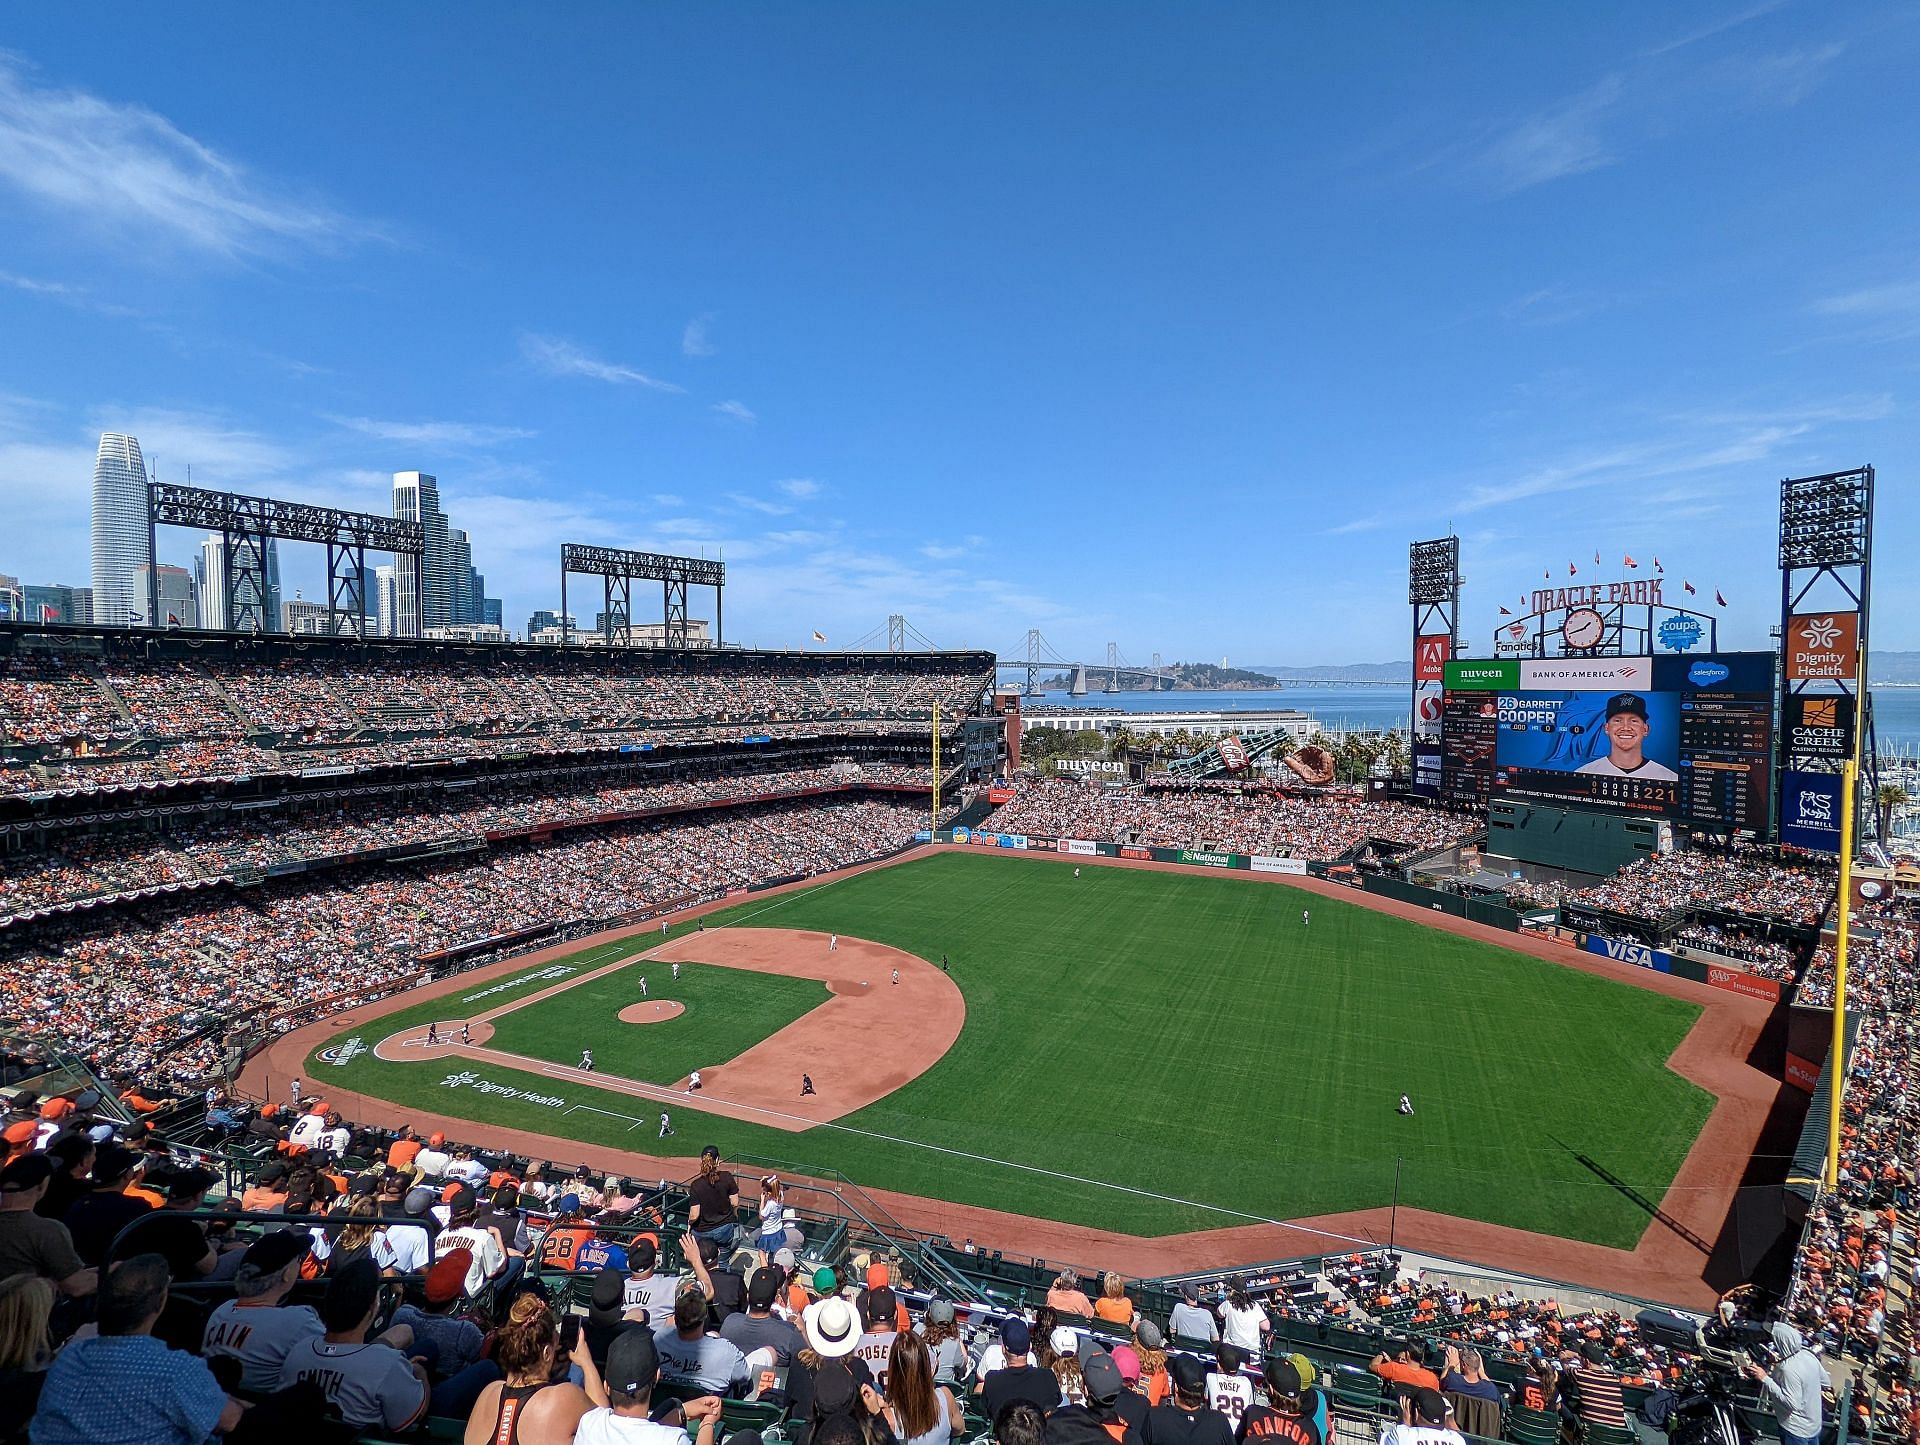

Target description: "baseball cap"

left=1000, top=1318, right=1032, bottom=1354
left=606, top=1328, right=662, bottom=1400
left=1582, top=1340, right=1609, bottom=1365
left=319, top=1258, right=382, bottom=1333
left=237, top=1230, right=311, bottom=1282
left=1135, top=1320, right=1164, bottom=1350
left=0, top=1154, right=54, bottom=1191
left=446, top=1184, right=477, bottom=1216
left=1051, top=1326, right=1081, bottom=1357
left=556, top=1192, right=581, bottom=1215
left=1180, top=1283, right=1199, bottom=1304
left=348, top=1174, right=379, bottom=1197
left=425, top=1249, right=472, bottom=1304
left=2, top=1120, right=36, bottom=1151
left=700, top=1144, right=721, bottom=1161
left=1287, top=1353, right=1316, bottom=1390
left=1111, top=1344, right=1142, bottom=1384
left=403, top=1184, right=437, bottom=1216
left=812, top=1360, right=859, bottom=1416
left=805, top=1296, right=861, bottom=1357
left=1169, top=1354, right=1208, bottom=1398
left=1082, top=1351, right=1124, bottom=1403
left=748, top=1267, right=781, bottom=1309
left=1605, top=693, right=1649, bottom=720
left=39, top=1097, right=74, bottom=1120
left=589, top=1269, right=628, bottom=1328
left=1413, top=1389, right=1450, bottom=1425
left=428, top=1132, right=445, bottom=1147
left=812, top=1266, right=838, bottom=1294
left=925, top=1299, right=956, bottom=1325
left=864, top=1286, right=897, bottom=1326
left=1265, top=1358, right=1303, bottom=1398
left=166, top=1165, right=218, bottom=1199
left=92, top=1142, right=138, bottom=1183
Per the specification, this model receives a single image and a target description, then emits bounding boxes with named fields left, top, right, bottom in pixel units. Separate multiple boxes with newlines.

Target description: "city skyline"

left=2, top=8, right=1918, bottom=659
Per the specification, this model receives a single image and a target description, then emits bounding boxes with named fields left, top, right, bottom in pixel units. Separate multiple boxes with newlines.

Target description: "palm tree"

left=1877, top=783, right=1911, bottom=840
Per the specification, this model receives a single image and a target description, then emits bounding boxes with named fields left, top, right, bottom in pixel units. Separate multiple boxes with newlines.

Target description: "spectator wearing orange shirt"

left=386, top=1129, right=422, bottom=1173
left=1371, top=1341, right=1442, bottom=1394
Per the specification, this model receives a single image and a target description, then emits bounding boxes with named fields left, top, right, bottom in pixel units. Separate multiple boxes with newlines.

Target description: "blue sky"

left=2, top=3, right=1917, bottom=664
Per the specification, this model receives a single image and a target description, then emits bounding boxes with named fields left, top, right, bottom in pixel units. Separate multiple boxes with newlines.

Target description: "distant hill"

left=1248, top=661, right=1413, bottom=682
left=1870, top=651, right=1920, bottom=685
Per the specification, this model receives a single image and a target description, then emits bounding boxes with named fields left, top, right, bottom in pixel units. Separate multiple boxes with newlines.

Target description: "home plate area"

left=370, top=928, right=963, bottom=1132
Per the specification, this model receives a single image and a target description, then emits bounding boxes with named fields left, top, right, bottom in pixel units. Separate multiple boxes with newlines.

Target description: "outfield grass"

left=312, top=852, right=1715, bottom=1245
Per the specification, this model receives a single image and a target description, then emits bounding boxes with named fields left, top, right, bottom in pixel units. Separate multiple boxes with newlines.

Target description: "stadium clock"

left=1563, top=607, right=1605, bottom=650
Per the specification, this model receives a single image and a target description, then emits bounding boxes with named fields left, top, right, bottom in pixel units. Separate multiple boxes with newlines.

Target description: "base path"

left=367, top=927, right=962, bottom=1132
left=248, top=843, right=1786, bottom=1307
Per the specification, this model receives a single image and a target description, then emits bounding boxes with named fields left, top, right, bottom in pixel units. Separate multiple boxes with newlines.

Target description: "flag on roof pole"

left=1715, top=589, right=1727, bottom=607
left=811, top=630, right=827, bottom=642
left=1499, top=605, right=1512, bottom=616
left=1594, top=550, right=1602, bottom=565
left=1683, top=580, right=1696, bottom=595
left=1653, top=556, right=1663, bottom=573
left=1624, top=554, right=1638, bottom=569
left=1544, top=568, right=1550, bottom=580
left=1569, top=562, right=1577, bottom=576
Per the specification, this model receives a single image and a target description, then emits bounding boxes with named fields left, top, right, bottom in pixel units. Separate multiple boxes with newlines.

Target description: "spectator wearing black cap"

left=981, top=1318, right=1063, bottom=1419
left=1237, top=1358, right=1320, bottom=1445
left=577, top=1327, right=723, bottom=1445
left=1381, top=1388, right=1464, bottom=1445
left=722, top=1265, right=805, bottom=1365
left=58, top=1142, right=152, bottom=1268
left=1142, top=1354, right=1233, bottom=1445
left=35, top=1134, right=94, bottom=1222
left=621, top=1237, right=679, bottom=1329
left=851, top=1283, right=901, bottom=1391
left=1205, top=1345, right=1253, bottom=1433
left=200, top=1231, right=324, bottom=1393
left=1044, top=1349, right=1132, bottom=1445
left=1169, top=1285, right=1218, bottom=1345
left=681, top=1229, right=747, bottom=1325
left=109, top=1164, right=221, bottom=1280
left=0, top=1153, right=94, bottom=1298
left=433, top=1184, right=510, bottom=1298
left=277, top=1257, right=430, bottom=1432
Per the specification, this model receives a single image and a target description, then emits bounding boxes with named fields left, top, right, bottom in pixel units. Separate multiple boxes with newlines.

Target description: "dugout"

left=1485, top=798, right=1667, bottom=876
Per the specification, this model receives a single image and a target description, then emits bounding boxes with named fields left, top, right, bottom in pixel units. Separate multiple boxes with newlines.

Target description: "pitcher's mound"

left=618, top=1000, right=687, bottom=1025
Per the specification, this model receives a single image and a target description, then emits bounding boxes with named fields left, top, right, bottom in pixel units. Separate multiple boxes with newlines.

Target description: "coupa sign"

left=1584, top=934, right=1673, bottom=973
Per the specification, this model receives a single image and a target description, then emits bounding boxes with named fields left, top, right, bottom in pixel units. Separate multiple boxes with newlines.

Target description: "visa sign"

left=1584, top=934, right=1674, bottom=973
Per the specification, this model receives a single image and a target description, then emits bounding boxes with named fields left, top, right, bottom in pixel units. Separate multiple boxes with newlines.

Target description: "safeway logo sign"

left=1414, top=635, right=1452, bottom=682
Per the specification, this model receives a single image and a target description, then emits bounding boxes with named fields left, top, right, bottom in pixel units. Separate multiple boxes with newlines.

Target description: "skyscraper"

left=392, top=471, right=452, bottom=635
left=91, top=433, right=151, bottom=626
left=374, top=565, right=397, bottom=637
left=134, top=564, right=196, bottom=628
left=196, top=535, right=226, bottom=630
left=447, top=527, right=473, bottom=624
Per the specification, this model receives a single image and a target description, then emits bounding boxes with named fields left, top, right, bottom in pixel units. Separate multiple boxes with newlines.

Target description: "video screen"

left=1493, top=689, right=1682, bottom=814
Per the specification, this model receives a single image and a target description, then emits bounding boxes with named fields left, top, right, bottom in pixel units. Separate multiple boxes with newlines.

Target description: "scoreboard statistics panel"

left=1440, top=690, right=1497, bottom=806
left=1667, top=652, right=1774, bottom=836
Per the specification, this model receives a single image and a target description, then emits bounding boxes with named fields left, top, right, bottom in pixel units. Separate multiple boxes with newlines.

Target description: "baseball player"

left=891, top=968, right=900, bottom=986
left=801, top=1073, right=816, bottom=1097
left=688, top=1070, right=702, bottom=1094
left=427, top=1022, right=439, bottom=1045
left=1398, top=1094, right=1414, bottom=1116
left=638, top=975, right=647, bottom=998
left=460, top=1022, right=472, bottom=1045
left=1303, top=909, right=1310, bottom=927
left=672, top=962, right=680, bottom=981
left=829, top=934, right=838, bottom=951
left=289, top=1078, right=301, bottom=1110
left=580, top=1049, right=594, bottom=1072
left=1073, top=867, right=1080, bottom=878
left=661, top=920, right=668, bottom=936
left=659, top=1111, right=674, bottom=1138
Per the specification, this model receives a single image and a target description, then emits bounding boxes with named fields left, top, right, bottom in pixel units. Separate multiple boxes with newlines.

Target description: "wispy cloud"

left=711, top=399, right=756, bottom=425
left=328, top=415, right=536, bottom=448
left=1414, top=29, right=1844, bottom=195
left=1501, top=285, right=1621, bottom=328
left=518, top=333, right=684, bottom=393
left=1642, top=0, right=1788, bottom=58
left=920, top=543, right=970, bottom=560
left=728, top=493, right=792, bottom=517
left=650, top=493, right=684, bottom=508
left=1809, top=279, right=1920, bottom=340
left=0, top=51, right=368, bottom=257
left=1322, top=515, right=1386, bottom=536
left=682, top=315, right=716, bottom=357
left=0, top=268, right=139, bottom=318
left=774, top=477, right=820, bottom=499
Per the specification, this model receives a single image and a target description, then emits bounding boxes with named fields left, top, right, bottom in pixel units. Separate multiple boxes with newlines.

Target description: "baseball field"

left=302, top=849, right=1724, bottom=1250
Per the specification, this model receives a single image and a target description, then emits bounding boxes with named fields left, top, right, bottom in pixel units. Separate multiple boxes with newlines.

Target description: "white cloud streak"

left=518, top=333, right=685, bottom=393
left=774, top=478, right=820, bottom=499
left=0, top=51, right=366, bottom=257
left=682, top=315, right=716, bottom=357
left=328, top=415, right=536, bottom=448
left=711, top=400, right=756, bottom=424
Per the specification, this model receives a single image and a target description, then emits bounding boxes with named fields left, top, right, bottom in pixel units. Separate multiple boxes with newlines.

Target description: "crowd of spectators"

left=1, top=794, right=933, bottom=1093
left=1564, top=849, right=1835, bottom=929
left=0, top=760, right=943, bottom=918
left=983, top=780, right=1472, bottom=860
left=0, top=648, right=991, bottom=795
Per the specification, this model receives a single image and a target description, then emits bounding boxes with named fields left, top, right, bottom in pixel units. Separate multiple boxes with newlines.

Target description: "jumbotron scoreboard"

left=1442, top=653, right=1775, bottom=837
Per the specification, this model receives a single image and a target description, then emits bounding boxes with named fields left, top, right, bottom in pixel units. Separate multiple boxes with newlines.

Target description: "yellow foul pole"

left=931, top=701, right=941, bottom=835
left=1825, top=756, right=1858, bottom=1191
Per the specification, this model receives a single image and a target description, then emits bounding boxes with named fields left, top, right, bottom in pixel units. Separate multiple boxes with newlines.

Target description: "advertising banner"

left=1176, top=848, right=1239, bottom=868
left=1584, top=934, right=1675, bottom=973
left=1495, top=689, right=1682, bottom=815
left=1025, top=836, right=1056, bottom=851
left=1251, top=855, right=1309, bottom=875
left=1062, top=839, right=1097, bottom=856
left=1780, top=770, right=1845, bottom=853
left=1216, top=736, right=1249, bottom=772
left=951, top=827, right=971, bottom=843
left=1120, top=845, right=1152, bottom=859
left=1786, top=694, right=1856, bottom=761
left=1518, top=656, right=1653, bottom=691
left=1413, top=682, right=1444, bottom=740
left=1054, top=759, right=1126, bottom=776
left=995, top=834, right=1028, bottom=849
left=987, top=787, right=1016, bottom=803
left=1785, top=612, right=1860, bottom=682
left=1495, top=619, right=1534, bottom=656
left=1705, top=964, right=1781, bottom=1002
left=1411, top=740, right=1443, bottom=800
left=913, top=830, right=933, bottom=842
left=1784, top=1052, right=1822, bottom=1093
left=1414, top=634, right=1452, bottom=681
left=1443, top=659, right=1518, bottom=692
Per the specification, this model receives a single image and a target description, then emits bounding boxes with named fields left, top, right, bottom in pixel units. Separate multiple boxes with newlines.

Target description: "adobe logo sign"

left=1786, top=612, right=1859, bottom=681
left=1414, top=635, right=1451, bottom=681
